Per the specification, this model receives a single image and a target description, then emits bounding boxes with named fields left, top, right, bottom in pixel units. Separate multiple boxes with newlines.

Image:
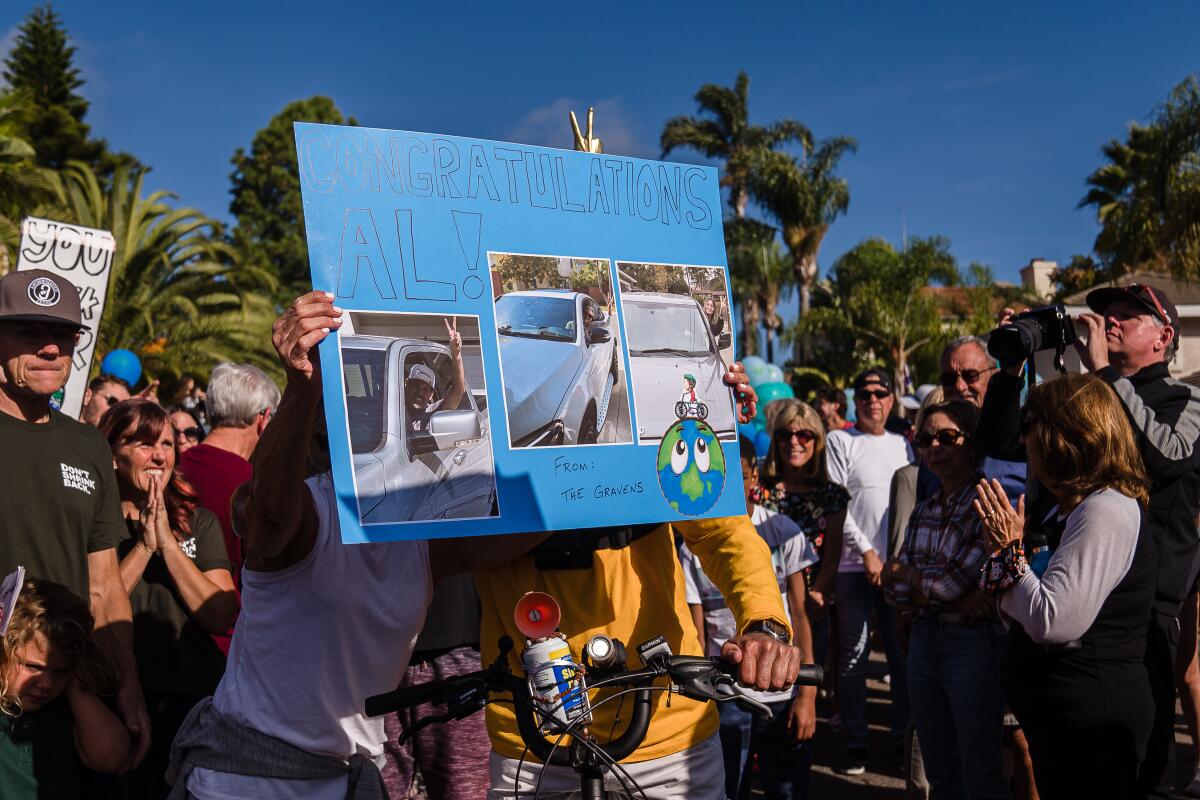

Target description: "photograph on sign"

left=339, top=311, right=498, bottom=525
left=615, top=262, right=737, bottom=445
left=295, top=122, right=746, bottom=542
left=488, top=253, right=632, bottom=448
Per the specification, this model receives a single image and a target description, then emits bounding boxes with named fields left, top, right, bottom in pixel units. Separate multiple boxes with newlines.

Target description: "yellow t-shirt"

left=473, top=515, right=790, bottom=762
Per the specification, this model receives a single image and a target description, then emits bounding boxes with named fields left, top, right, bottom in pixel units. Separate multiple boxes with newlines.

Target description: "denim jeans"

left=718, top=699, right=811, bottom=800
left=835, top=571, right=909, bottom=751
left=907, top=618, right=1010, bottom=800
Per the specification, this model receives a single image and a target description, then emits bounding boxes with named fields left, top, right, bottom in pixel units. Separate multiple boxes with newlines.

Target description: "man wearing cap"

left=826, top=367, right=914, bottom=775
left=0, top=268, right=150, bottom=767
left=979, top=283, right=1200, bottom=798
left=1071, top=283, right=1200, bottom=799
left=405, top=317, right=465, bottom=435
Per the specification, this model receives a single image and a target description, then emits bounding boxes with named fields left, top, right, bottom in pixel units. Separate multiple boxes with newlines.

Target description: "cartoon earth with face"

left=657, top=418, right=725, bottom=515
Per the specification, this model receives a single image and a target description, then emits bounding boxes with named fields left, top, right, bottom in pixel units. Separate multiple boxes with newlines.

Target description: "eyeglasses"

left=773, top=429, right=817, bottom=445
left=939, top=367, right=996, bottom=388
left=855, top=389, right=891, bottom=401
left=914, top=429, right=968, bottom=448
left=175, top=426, right=203, bottom=442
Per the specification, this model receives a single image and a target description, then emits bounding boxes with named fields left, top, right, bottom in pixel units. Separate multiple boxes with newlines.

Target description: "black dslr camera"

left=987, top=303, right=1077, bottom=372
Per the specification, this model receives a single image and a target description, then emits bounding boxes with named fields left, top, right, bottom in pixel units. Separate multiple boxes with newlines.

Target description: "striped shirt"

left=886, top=472, right=991, bottom=614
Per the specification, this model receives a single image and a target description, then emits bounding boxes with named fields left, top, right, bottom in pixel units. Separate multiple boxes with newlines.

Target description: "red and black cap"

left=0, top=269, right=86, bottom=330
left=1085, top=283, right=1179, bottom=333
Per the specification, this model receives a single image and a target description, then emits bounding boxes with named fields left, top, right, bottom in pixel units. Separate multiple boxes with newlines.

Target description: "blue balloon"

left=741, top=355, right=767, bottom=374
left=738, top=422, right=759, bottom=443
left=100, top=349, right=142, bottom=386
left=755, top=381, right=795, bottom=406
left=762, top=364, right=785, bottom=384
left=746, top=363, right=771, bottom=386
left=754, top=429, right=772, bottom=458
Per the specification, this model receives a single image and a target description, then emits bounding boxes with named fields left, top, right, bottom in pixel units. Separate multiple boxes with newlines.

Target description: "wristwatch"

left=743, top=619, right=789, bottom=644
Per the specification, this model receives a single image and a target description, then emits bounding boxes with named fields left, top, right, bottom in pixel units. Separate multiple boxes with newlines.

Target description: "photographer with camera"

left=979, top=284, right=1200, bottom=799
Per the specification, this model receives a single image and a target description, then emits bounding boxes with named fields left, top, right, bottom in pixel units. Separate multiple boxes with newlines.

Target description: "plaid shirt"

left=886, top=472, right=991, bottom=614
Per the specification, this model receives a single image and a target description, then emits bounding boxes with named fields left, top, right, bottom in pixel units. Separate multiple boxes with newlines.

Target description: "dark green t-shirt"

left=119, top=508, right=231, bottom=696
left=0, top=697, right=79, bottom=800
left=0, top=410, right=125, bottom=601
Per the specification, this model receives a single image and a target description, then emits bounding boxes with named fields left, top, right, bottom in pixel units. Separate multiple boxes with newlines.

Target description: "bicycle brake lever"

left=397, top=680, right=489, bottom=743
left=714, top=679, right=774, bottom=718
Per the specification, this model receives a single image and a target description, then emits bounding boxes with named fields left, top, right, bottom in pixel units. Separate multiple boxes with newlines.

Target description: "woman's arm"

left=786, top=571, right=817, bottom=743
left=811, top=509, right=846, bottom=600
left=1001, top=491, right=1140, bottom=645
left=159, top=545, right=238, bottom=635
left=118, top=539, right=154, bottom=595
left=689, top=604, right=706, bottom=652
left=68, top=680, right=131, bottom=773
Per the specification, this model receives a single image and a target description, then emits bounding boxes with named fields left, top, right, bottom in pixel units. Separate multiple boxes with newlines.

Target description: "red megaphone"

left=514, top=592, right=561, bottom=640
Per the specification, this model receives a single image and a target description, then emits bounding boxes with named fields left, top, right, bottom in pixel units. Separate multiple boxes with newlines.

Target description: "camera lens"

left=988, top=320, right=1043, bottom=368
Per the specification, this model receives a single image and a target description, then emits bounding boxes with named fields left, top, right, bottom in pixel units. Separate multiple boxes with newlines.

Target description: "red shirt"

left=178, top=443, right=252, bottom=654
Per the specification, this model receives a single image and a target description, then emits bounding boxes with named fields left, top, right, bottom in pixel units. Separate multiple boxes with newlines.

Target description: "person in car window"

left=405, top=317, right=465, bottom=434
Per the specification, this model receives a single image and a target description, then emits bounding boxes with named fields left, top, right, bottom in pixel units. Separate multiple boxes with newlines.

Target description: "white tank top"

left=189, top=474, right=432, bottom=800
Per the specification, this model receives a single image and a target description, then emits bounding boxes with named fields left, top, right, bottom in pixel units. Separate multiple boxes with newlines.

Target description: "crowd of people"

left=0, top=263, right=1198, bottom=800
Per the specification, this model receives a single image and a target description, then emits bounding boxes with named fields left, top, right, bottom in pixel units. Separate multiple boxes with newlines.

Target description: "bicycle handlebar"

left=364, top=635, right=824, bottom=770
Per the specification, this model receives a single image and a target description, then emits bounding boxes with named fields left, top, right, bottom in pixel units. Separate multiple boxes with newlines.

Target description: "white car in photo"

left=496, top=290, right=619, bottom=447
left=341, top=335, right=496, bottom=524
left=621, top=291, right=736, bottom=444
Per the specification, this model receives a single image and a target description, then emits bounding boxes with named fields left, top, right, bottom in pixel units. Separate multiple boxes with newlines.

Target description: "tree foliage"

left=1, top=4, right=134, bottom=178
left=0, top=91, right=59, bottom=269
left=749, top=135, right=856, bottom=362
left=1080, top=75, right=1200, bottom=277
left=725, top=216, right=792, bottom=360
left=796, top=236, right=958, bottom=388
left=491, top=254, right=559, bottom=293
left=229, top=96, right=357, bottom=301
left=661, top=71, right=811, bottom=219
left=59, top=163, right=278, bottom=383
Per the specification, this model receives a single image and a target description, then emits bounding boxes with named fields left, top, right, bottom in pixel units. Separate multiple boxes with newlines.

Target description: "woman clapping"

left=975, top=373, right=1154, bottom=799
left=99, top=399, right=237, bottom=799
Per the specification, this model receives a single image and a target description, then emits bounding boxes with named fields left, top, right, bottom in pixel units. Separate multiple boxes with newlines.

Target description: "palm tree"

left=749, top=136, right=857, bottom=361
left=1080, top=76, right=1200, bottom=277
left=726, top=216, right=794, bottom=360
left=661, top=71, right=811, bottom=219
left=58, top=162, right=278, bottom=382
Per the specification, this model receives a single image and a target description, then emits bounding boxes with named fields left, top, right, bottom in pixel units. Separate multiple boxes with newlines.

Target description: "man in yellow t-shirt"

left=476, top=374, right=801, bottom=799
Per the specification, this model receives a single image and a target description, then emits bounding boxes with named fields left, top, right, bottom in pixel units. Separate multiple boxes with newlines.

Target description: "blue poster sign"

left=296, top=122, right=744, bottom=542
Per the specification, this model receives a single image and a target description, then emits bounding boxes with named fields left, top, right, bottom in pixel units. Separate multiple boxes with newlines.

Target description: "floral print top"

left=754, top=480, right=851, bottom=583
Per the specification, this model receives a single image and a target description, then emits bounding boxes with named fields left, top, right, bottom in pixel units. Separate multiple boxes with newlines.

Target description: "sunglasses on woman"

left=773, top=429, right=817, bottom=445
left=913, top=429, right=968, bottom=448
left=175, top=425, right=204, bottom=443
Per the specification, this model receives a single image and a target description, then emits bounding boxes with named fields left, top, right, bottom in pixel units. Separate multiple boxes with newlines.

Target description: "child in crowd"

left=678, top=436, right=818, bottom=800
left=0, top=579, right=130, bottom=798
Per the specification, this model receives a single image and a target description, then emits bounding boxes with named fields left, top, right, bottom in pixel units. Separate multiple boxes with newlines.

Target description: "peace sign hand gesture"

left=973, top=478, right=1025, bottom=553
left=444, top=317, right=462, bottom=360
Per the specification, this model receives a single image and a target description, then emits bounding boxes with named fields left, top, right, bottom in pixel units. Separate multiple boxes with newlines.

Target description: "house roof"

left=1062, top=271, right=1200, bottom=307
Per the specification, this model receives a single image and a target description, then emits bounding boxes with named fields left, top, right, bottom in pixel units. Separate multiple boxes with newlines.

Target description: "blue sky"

left=3, top=1, right=1198, bottom=292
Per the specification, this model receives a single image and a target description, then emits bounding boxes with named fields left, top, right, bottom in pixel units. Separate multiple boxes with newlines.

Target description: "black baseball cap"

left=0, top=269, right=86, bottom=330
left=853, top=367, right=893, bottom=393
left=1085, top=283, right=1179, bottom=333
